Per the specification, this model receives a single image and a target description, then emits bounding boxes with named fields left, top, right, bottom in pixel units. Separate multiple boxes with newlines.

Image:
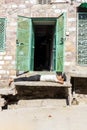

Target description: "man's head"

left=62, top=73, right=67, bottom=81
left=56, top=72, right=67, bottom=81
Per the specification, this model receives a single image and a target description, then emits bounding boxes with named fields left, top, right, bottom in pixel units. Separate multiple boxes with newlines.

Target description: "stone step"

left=8, top=99, right=67, bottom=109
left=14, top=81, right=71, bottom=87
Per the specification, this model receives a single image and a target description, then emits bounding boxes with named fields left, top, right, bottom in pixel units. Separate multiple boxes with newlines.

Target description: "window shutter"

left=38, top=0, right=51, bottom=4
left=56, top=13, right=65, bottom=72
left=16, top=16, right=33, bottom=72
left=0, top=18, right=6, bottom=51
left=77, top=13, right=87, bottom=65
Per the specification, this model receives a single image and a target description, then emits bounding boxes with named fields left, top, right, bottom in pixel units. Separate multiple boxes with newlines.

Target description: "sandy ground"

left=0, top=99, right=87, bottom=130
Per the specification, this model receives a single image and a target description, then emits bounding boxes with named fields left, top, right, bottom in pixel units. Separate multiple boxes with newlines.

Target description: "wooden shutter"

left=77, top=12, right=87, bottom=65
left=0, top=18, right=6, bottom=51
left=30, top=23, right=35, bottom=70
left=16, top=16, right=32, bottom=72
left=56, top=13, right=66, bottom=72
left=51, top=27, right=56, bottom=71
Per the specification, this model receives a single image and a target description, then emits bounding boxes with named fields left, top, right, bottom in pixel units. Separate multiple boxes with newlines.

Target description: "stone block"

left=0, top=56, right=3, bottom=60
left=68, top=27, right=76, bottom=32
left=19, top=4, right=26, bottom=9
left=68, top=18, right=76, bottom=22
left=0, top=70, right=6, bottom=74
left=11, top=61, right=16, bottom=65
left=0, top=98, right=6, bottom=107
left=9, top=70, right=16, bottom=75
left=0, top=66, right=2, bottom=69
left=11, top=4, right=17, bottom=8
left=4, top=56, right=12, bottom=60
left=0, top=52, right=6, bottom=56
left=0, top=61, right=4, bottom=65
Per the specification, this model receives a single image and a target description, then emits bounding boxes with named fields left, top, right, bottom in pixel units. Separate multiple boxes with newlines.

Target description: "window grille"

left=77, top=13, right=87, bottom=65
left=38, top=0, right=51, bottom=4
left=0, top=18, right=6, bottom=51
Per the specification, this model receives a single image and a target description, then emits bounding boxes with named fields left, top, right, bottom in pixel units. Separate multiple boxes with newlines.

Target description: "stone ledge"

left=70, top=71, right=87, bottom=78
left=14, top=81, right=71, bottom=87
left=0, top=88, right=16, bottom=95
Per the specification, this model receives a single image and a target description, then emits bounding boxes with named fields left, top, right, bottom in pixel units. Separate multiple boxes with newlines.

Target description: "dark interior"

left=34, top=25, right=54, bottom=71
left=77, top=4, right=87, bottom=12
left=77, top=7, right=87, bottom=12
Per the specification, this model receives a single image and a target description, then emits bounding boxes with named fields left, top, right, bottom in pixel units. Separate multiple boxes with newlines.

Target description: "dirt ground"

left=0, top=99, right=87, bottom=130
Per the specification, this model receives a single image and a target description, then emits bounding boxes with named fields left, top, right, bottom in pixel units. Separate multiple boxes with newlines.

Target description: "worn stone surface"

left=1, top=101, right=87, bottom=130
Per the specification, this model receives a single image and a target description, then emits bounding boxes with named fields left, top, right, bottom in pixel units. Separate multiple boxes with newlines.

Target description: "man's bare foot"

left=58, top=80, right=64, bottom=84
left=8, top=78, right=14, bottom=86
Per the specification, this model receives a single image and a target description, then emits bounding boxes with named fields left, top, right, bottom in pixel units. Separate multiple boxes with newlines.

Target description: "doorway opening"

left=16, top=15, right=65, bottom=73
left=34, top=25, right=55, bottom=71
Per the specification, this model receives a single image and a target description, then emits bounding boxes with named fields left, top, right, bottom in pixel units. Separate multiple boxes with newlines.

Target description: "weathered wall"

left=0, top=0, right=87, bottom=86
left=16, top=86, right=67, bottom=99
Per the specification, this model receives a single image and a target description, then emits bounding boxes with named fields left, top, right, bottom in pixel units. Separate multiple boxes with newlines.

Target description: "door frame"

left=16, top=15, right=66, bottom=73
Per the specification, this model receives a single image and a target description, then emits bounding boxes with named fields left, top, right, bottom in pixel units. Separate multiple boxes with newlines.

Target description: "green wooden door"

left=52, top=27, right=56, bottom=71
left=55, top=13, right=66, bottom=72
left=16, top=16, right=32, bottom=72
left=30, top=23, right=35, bottom=70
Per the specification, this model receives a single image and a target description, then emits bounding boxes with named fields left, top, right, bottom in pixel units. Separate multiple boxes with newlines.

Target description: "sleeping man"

left=9, top=72, right=66, bottom=86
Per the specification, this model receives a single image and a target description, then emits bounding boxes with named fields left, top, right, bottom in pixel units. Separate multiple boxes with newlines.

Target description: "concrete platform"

left=14, top=81, right=72, bottom=105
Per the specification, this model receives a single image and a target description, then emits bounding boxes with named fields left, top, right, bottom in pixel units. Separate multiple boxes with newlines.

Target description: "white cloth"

left=40, top=75, right=58, bottom=82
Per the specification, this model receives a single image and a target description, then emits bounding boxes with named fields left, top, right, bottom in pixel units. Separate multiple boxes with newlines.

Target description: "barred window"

left=77, top=13, right=87, bottom=65
left=0, top=18, right=6, bottom=51
left=38, top=0, right=51, bottom=4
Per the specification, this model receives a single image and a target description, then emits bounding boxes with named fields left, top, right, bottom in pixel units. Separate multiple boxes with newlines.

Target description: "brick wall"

left=0, top=0, right=87, bottom=86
